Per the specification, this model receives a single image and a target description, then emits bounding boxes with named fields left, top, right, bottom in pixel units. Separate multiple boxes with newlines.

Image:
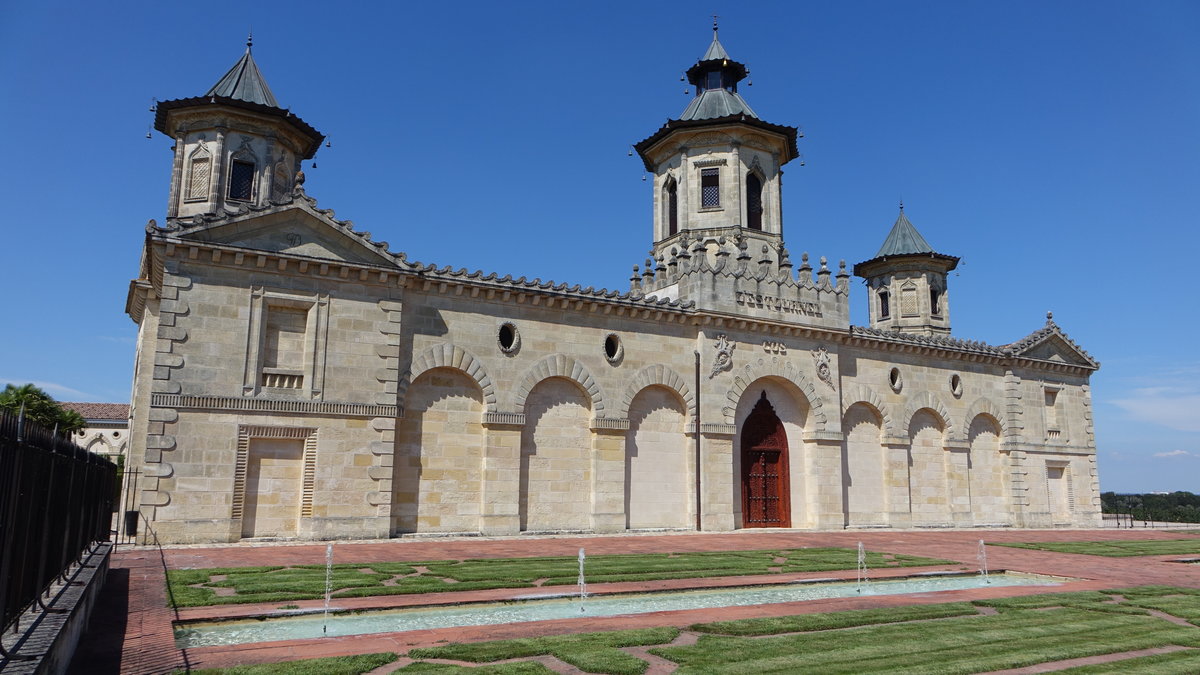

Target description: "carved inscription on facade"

left=762, top=341, right=787, bottom=355
left=735, top=292, right=822, bottom=317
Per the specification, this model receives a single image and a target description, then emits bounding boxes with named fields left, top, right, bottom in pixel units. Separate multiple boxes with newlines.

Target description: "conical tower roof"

left=854, top=206, right=959, bottom=276
left=633, top=25, right=799, bottom=170
left=701, top=33, right=731, bottom=61
left=153, top=35, right=324, bottom=159
left=204, top=35, right=279, bottom=107
left=875, top=208, right=934, bottom=257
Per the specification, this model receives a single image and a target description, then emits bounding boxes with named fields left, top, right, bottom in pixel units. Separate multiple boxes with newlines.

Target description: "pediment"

left=171, top=204, right=398, bottom=266
left=1011, top=331, right=1097, bottom=368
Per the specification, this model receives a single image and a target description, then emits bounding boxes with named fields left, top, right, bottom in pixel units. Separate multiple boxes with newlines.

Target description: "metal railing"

left=0, top=410, right=117, bottom=640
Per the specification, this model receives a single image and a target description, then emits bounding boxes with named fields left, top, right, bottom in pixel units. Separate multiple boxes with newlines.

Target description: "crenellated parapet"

left=629, top=234, right=850, bottom=329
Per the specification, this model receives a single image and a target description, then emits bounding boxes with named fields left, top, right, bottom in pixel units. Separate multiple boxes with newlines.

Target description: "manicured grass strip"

left=653, top=608, right=1200, bottom=674
left=175, top=652, right=397, bottom=674
left=167, top=548, right=953, bottom=607
left=409, top=627, right=680, bottom=675
left=1055, top=648, right=1200, bottom=674
left=973, top=590, right=1123, bottom=610
left=690, top=602, right=978, bottom=635
left=396, top=664, right=554, bottom=674
left=1122, top=596, right=1200, bottom=626
left=992, top=539, right=1200, bottom=557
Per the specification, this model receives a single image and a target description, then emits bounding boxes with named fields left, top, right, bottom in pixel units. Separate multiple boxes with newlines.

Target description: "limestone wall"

left=129, top=246, right=1101, bottom=542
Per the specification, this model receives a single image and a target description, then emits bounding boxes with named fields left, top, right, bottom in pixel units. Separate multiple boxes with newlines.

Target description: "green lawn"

left=166, top=548, right=955, bottom=607
left=396, top=588, right=1200, bottom=675
left=989, top=539, right=1200, bottom=557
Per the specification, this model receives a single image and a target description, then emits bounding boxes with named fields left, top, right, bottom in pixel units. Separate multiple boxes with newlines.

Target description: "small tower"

left=634, top=24, right=800, bottom=262
left=853, top=206, right=959, bottom=336
left=153, top=35, right=324, bottom=221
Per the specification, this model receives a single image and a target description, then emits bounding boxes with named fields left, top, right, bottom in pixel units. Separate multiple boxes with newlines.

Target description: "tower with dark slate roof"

left=853, top=206, right=960, bottom=336
left=635, top=24, right=800, bottom=263
left=154, top=35, right=324, bottom=221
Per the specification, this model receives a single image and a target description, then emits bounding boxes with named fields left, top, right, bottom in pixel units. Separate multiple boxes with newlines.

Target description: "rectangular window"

left=228, top=160, right=255, bottom=201
left=878, top=291, right=890, bottom=319
left=701, top=167, right=720, bottom=208
left=187, top=158, right=210, bottom=200
left=1044, top=387, right=1061, bottom=439
left=261, top=305, right=308, bottom=389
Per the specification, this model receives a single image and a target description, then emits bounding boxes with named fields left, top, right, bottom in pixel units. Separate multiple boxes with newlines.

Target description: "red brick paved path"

left=68, top=529, right=1200, bottom=672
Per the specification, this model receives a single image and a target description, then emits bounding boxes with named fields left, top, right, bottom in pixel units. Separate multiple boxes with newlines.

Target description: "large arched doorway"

left=741, top=392, right=791, bottom=527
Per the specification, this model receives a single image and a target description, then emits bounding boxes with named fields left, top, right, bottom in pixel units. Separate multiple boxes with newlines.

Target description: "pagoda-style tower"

left=154, top=35, right=324, bottom=222
left=853, top=206, right=959, bottom=336
left=629, top=25, right=848, bottom=330
left=634, top=24, right=800, bottom=262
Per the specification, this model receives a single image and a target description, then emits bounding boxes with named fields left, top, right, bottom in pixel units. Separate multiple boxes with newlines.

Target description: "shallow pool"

left=175, top=572, right=1062, bottom=648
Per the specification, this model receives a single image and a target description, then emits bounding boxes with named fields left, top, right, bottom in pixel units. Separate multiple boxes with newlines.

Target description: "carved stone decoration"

left=710, top=334, right=735, bottom=379
left=812, top=346, right=834, bottom=389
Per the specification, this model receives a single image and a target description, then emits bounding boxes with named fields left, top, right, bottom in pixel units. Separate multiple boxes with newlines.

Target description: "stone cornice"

left=151, top=393, right=396, bottom=418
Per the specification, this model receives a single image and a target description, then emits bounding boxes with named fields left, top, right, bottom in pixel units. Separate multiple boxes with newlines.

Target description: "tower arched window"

left=185, top=144, right=212, bottom=201
left=746, top=172, right=763, bottom=230
left=666, top=178, right=678, bottom=236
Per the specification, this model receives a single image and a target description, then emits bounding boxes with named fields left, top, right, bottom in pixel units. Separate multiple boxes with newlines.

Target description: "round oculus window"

left=498, top=322, right=520, bottom=355
left=603, top=333, right=623, bottom=364
left=950, top=374, right=964, bottom=398
left=888, top=367, right=903, bottom=393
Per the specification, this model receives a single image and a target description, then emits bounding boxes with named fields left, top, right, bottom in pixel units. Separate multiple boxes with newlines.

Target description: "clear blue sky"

left=1, top=1, right=1197, bottom=493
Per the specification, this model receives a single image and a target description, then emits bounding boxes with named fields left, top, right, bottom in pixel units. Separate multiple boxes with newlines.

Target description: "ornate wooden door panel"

left=741, top=392, right=791, bottom=527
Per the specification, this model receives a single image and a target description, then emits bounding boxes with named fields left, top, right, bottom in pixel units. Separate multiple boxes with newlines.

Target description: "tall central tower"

left=634, top=25, right=800, bottom=262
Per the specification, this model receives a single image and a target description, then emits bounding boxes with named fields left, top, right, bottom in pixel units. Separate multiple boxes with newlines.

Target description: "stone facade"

left=62, top=403, right=129, bottom=461
left=124, top=33, right=1101, bottom=544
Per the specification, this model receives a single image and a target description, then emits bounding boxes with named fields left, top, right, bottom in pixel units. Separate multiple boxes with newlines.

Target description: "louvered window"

left=187, top=158, right=210, bottom=200
left=228, top=160, right=255, bottom=201
left=701, top=168, right=720, bottom=208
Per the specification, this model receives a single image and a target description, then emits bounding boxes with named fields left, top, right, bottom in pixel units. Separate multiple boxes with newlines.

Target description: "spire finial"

left=712, top=14, right=719, bottom=36
left=899, top=198, right=904, bottom=212
left=246, top=29, right=253, bottom=50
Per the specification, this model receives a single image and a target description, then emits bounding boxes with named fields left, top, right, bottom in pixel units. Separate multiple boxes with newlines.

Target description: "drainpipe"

left=694, top=350, right=702, bottom=531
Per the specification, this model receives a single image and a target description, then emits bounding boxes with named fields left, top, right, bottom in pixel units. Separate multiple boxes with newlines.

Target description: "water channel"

left=175, top=572, right=1063, bottom=648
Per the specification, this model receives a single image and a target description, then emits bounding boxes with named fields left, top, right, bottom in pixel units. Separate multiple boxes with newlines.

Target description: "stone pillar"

left=883, top=436, right=912, bottom=528
left=167, top=132, right=185, bottom=218
left=590, top=422, right=628, bottom=533
left=700, top=425, right=735, bottom=531
left=480, top=417, right=523, bottom=535
left=945, top=442, right=972, bottom=526
left=804, top=432, right=845, bottom=528
left=731, top=141, right=742, bottom=227
left=262, top=135, right=276, bottom=207
left=679, top=146, right=691, bottom=232
left=210, top=126, right=227, bottom=213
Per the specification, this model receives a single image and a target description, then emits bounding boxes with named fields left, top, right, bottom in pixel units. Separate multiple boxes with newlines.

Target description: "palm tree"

left=0, top=383, right=86, bottom=434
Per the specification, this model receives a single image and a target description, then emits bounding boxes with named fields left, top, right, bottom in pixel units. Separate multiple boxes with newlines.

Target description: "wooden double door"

left=741, top=392, right=791, bottom=527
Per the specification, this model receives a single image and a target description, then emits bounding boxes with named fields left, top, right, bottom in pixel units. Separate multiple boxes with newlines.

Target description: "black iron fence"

left=0, top=410, right=117, bottom=634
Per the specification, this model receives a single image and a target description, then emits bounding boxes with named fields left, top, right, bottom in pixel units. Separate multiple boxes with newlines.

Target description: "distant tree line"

left=1102, top=491, right=1200, bottom=524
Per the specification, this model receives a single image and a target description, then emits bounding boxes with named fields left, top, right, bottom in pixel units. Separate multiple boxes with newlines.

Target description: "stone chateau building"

left=125, top=30, right=1101, bottom=543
